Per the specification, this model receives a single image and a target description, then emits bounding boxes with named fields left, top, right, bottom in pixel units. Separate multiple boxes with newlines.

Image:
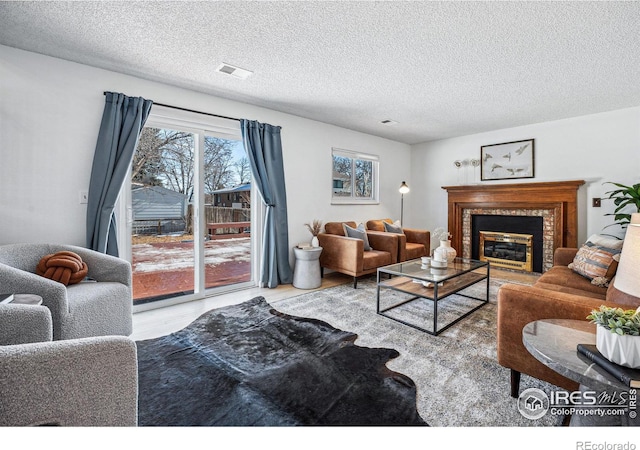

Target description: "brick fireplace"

left=442, top=180, right=585, bottom=273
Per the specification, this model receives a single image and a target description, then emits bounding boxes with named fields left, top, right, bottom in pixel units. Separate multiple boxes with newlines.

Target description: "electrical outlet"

left=79, top=191, right=89, bottom=204
left=592, top=198, right=601, bottom=208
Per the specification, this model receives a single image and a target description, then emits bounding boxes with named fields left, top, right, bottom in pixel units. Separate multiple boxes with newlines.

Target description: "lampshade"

left=613, top=213, right=640, bottom=297
left=399, top=181, right=410, bottom=194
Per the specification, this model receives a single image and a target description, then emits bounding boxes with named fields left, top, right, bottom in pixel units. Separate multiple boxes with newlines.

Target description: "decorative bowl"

left=430, top=259, right=447, bottom=268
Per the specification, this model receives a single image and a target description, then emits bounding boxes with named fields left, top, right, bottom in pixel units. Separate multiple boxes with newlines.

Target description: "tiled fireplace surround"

left=443, top=180, right=585, bottom=273
left=462, top=208, right=555, bottom=272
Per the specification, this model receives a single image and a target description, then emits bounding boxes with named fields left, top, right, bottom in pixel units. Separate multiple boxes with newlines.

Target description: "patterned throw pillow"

left=586, top=234, right=624, bottom=251
left=568, top=235, right=622, bottom=287
left=383, top=221, right=404, bottom=234
left=343, top=223, right=372, bottom=251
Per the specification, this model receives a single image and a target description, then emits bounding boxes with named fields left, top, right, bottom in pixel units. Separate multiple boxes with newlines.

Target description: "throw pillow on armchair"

left=366, top=219, right=430, bottom=262
left=36, top=251, right=89, bottom=286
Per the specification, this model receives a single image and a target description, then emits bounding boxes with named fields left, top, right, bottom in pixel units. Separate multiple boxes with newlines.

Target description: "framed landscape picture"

left=480, top=139, right=534, bottom=181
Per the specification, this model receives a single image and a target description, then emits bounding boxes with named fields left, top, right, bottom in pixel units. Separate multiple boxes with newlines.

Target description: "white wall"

left=410, top=107, right=640, bottom=244
left=4, top=43, right=637, bottom=266
left=0, top=45, right=411, bottom=269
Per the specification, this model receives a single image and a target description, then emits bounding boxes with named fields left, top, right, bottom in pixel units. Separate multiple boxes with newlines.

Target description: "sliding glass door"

left=120, top=107, right=254, bottom=309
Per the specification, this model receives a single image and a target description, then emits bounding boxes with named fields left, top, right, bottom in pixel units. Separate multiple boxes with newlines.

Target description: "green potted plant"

left=587, top=305, right=640, bottom=368
left=603, top=182, right=640, bottom=229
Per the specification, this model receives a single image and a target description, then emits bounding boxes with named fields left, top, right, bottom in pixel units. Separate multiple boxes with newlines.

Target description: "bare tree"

left=233, top=156, right=252, bottom=185
left=204, top=136, right=235, bottom=193
left=134, top=128, right=244, bottom=201
left=161, top=133, right=195, bottom=197
left=132, top=127, right=191, bottom=185
left=355, top=159, right=373, bottom=197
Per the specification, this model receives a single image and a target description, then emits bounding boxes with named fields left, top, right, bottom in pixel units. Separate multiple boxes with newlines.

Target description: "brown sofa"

left=366, top=218, right=430, bottom=262
left=497, top=247, right=640, bottom=397
left=318, top=221, right=399, bottom=288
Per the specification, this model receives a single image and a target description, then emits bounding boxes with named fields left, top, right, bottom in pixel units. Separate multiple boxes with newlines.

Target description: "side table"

left=523, top=319, right=639, bottom=426
left=1, top=294, right=43, bottom=306
left=293, top=247, right=323, bottom=289
left=10, top=294, right=44, bottom=306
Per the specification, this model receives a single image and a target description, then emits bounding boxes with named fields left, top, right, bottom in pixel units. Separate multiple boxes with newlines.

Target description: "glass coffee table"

left=376, top=258, right=489, bottom=335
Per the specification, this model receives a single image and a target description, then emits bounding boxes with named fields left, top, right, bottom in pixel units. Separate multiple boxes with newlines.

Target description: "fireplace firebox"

left=471, top=214, right=543, bottom=273
left=479, top=231, right=533, bottom=272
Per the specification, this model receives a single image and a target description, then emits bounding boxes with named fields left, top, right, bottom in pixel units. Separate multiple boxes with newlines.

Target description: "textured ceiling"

left=1, top=1, right=639, bottom=144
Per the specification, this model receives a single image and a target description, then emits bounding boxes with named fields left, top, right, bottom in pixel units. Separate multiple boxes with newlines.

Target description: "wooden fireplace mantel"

left=442, top=180, right=585, bottom=257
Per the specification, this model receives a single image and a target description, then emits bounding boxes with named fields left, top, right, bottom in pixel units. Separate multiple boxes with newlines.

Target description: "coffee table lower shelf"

left=376, top=270, right=489, bottom=336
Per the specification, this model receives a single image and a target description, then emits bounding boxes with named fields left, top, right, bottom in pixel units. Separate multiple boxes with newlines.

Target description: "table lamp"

left=613, top=212, right=640, bottom=297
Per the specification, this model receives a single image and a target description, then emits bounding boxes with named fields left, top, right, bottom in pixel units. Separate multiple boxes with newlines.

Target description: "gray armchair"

left=0, top=304, right=138, bottom=426
left=0, top=243, right=132, bottom=340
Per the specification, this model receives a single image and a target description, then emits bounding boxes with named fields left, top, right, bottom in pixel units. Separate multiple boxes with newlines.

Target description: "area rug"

left=136, top=296, right=426, bottom=426
left=272, top=275, right=565, bottom=427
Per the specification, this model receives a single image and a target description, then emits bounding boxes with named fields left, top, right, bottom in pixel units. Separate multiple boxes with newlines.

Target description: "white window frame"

left=118, top=105, right=261, bottom=313
left=331, top=147, right=379, bottom=205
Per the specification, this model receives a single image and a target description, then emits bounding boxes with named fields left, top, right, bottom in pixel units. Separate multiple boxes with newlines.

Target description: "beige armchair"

left=366, top=218, right=430, bottom=262
left=318, top=221, right=399, bottom=288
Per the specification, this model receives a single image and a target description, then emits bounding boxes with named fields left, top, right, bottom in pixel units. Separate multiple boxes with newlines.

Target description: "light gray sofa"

left=0, top=304, right=138, bottom=426
left=0, top=243, right=132, bottom=340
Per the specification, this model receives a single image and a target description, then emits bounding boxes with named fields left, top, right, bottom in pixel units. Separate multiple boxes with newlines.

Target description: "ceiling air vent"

left=216, top=63, right=253, bottom=80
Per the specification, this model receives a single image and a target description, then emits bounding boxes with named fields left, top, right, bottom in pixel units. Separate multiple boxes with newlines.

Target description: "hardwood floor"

left=492, top=267, right=541, bottom=285
left=131, top=272, right=352, bottom=340
left=131, top=268, right=539, bottom=341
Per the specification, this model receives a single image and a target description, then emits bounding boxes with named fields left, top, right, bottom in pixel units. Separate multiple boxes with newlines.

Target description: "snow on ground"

left=132, top=238, right=251, bottom=273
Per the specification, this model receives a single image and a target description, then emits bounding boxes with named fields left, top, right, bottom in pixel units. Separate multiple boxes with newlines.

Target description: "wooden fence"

left=131, top=219, right=186, bottom=236
left=186, top=205, right=251, bottom=235
left=132, top=206, right=250, bottom=236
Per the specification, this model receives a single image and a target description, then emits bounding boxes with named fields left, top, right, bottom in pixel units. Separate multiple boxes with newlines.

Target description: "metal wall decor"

left=480, top=139, right=534, bottom=181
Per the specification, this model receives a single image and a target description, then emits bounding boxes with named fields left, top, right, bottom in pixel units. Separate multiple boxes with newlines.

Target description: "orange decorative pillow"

left=36, top=251, right=88, bottom=286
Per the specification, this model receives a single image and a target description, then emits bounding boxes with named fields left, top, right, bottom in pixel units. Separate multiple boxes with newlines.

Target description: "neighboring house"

left=332, top=171, right=351, bottom=196
left=209, top=183, right=251, bottom=208
left=131, top=184, right=189, bottom=235
left=132, top=184, right=188, bottom=220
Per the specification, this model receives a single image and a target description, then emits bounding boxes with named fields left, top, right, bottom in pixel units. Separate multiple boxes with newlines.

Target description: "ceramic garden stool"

left=293, top=247, right=323, bottom=289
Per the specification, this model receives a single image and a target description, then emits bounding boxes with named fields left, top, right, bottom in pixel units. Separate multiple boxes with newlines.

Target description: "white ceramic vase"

left=434, top=240, right=457, bottom=263
left=596, top=325, right=640, bottom=368
left=311, top=236, right=319, bottom=248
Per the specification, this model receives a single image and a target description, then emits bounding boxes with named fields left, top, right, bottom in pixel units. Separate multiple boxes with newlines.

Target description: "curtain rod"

left=102, top=92, right=241, bottom=122
left=153, top=102, right=241, bottom=122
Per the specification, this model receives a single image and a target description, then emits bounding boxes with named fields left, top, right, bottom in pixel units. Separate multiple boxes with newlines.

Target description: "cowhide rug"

left=136, top=296, right=426, bottom=426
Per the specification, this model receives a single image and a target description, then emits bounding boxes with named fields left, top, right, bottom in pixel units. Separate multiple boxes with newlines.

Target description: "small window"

left=331, top=148, right=379, bottom=204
